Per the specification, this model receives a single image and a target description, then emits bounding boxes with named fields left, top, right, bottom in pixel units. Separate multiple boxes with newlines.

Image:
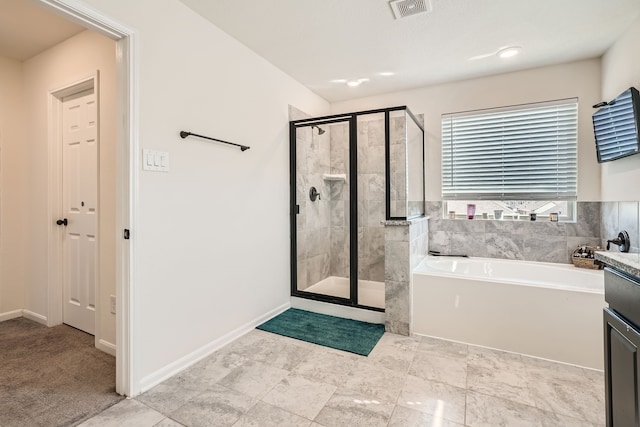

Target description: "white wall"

left=601, top=16, right=640, bottom=201
left=332, top=59, right=602, bottom=202
left=21, top=31, right=117, bottom=344
left=0, top=56, right=26, bottom=316
left=77, top=0, right=330, bottom=390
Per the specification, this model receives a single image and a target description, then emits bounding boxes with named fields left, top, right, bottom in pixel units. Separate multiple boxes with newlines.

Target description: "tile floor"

left=79, top=330, right=605, bottom=427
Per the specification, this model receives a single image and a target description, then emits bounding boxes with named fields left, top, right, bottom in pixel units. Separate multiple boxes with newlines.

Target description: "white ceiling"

left=2, top=0, right=638, bottom=101
left=179, top=0, right=640, bottom=102
left=0, top=0, right=85, bottom=61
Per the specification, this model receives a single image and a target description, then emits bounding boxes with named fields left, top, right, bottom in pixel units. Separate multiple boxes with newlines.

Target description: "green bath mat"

left=257, top=308, right=385, bottom=356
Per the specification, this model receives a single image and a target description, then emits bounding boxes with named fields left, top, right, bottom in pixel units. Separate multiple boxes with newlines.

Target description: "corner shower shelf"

left=323, top=174, right=347, bottom=182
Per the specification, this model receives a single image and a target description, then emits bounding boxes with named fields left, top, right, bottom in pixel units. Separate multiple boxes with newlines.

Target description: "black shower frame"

left=289, top=106, right=425, bottom=311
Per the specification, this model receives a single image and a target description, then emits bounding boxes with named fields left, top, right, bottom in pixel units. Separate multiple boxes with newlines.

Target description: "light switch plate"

left=143, top=149, right=170, bottom=172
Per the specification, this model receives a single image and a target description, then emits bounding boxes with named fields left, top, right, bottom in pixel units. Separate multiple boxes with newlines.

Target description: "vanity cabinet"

left=604, top=267, right=640, bottom=426
left=604, top=307, right=640, bottom=426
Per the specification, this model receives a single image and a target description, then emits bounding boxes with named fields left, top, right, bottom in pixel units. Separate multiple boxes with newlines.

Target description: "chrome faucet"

left=607, top=231, right=631, bottom=253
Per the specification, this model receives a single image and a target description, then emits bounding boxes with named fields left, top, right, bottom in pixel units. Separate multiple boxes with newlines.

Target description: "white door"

left=61, top=89, right=98, bottom=335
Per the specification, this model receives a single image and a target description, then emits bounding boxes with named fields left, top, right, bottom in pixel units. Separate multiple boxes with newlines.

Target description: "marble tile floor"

left=79, top=330, right=605, bottom=427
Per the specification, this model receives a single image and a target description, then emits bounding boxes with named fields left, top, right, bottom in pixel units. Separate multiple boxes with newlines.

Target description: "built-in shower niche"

left=290, top=107, right=425, bottom=312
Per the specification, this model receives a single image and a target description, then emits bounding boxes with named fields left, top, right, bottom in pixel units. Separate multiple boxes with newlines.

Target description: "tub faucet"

left=607, top=231, right=631, bottom=253
left=428, top=250, right=469, bottom=258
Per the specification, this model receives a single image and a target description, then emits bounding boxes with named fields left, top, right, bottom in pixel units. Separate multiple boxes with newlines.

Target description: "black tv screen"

left=593, top=87, right=640, bottom=163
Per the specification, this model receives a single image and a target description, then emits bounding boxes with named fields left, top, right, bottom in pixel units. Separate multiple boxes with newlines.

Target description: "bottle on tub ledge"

left=466, top=204, right=476, bottom=219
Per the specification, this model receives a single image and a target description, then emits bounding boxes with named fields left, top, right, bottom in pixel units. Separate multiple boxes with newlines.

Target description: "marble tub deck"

left=80, top=330, right=605, bottom=427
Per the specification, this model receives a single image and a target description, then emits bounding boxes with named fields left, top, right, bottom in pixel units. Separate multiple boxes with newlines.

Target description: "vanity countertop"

left=595, top=251, right=640, bottom=278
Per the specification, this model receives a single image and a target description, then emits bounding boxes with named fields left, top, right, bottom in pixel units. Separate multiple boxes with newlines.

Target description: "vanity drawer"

left=605, top=267, right=640, bottom=328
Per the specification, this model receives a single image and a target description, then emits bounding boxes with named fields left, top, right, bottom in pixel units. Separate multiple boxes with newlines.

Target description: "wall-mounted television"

left=593, top=87, right=640, bottom=163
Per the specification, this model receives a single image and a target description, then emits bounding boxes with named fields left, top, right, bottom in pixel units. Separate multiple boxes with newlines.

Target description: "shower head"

left=312, top=125, right=326, bottom=135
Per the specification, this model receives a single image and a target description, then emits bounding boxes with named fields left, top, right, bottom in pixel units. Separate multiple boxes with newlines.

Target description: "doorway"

left=34, top=0, right=136, bottom=396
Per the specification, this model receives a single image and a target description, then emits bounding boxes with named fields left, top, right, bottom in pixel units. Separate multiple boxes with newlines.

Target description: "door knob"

left=56, top=218, right=68, bottom=226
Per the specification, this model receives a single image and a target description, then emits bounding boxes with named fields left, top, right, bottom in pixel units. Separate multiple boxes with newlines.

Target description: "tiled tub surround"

left=600, top=201, right=640, bottom=253
left=596, top=201, right=640, bottom=275
left=426, top=201, right=602, bottom=263
left=80, top=330, right=605, bottom=426
left=384, top=217, right=429, bottom=336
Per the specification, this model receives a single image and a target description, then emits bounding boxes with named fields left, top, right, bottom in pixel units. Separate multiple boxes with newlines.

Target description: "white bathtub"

left=413, top=256, right=605, bottom=369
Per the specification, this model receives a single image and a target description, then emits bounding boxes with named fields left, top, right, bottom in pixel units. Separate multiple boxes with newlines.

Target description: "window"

left=441, top=99, right=578, bottom=221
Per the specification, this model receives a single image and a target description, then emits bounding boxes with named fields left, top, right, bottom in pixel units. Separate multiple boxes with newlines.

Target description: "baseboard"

left=22, top=310, right=48, bottom=325
left=0, top=309, right=48, bottom=325
left=0, top=309, right=23, bottom=322
left=137, top=302, right=291, bottom=394
left=97, top=339, right=116, bottom=356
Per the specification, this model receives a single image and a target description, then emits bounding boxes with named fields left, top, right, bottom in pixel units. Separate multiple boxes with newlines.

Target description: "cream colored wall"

left=21, top=30, right=117, bottom=345
left=331, top=59, right=602, bottom=201
left=77, top=0, right=330, bottom=390
left=0, top=56, right=26, bottom=315
left=600, top=16, right=640, bottom=201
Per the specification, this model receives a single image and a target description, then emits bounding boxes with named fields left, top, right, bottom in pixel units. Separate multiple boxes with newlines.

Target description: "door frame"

left=289, top=116, right=360, bottom=308
left=39, top=0, right=138, bottom=397
left=48, top=73, right=99, bottom=336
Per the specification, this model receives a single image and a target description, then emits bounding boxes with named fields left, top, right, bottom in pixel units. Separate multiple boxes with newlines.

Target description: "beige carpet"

left=0, top=317, right=124, bottom=427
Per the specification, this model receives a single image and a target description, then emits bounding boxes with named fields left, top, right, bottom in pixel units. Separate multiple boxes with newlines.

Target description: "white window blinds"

left=441, top=99, right=578, bottom=201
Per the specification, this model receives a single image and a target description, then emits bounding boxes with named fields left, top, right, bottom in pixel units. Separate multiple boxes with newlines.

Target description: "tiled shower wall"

left=426, top=201, right=602, bottom=263
left=328, top=123, right=350, bottom=279
left=389, top=114, right=425, bottom=219
left=294, top=107, right=424, bottom=288
left=384, top=217, right=429, bottom=336
left=296, top=126, right=331, bottom=290
left=329, top=120, right=386, bottom=282
left=389, top=116, right=406, bottom=218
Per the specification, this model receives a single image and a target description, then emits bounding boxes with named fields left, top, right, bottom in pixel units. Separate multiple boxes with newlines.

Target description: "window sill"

left=440, top=216, right=573, bottom=223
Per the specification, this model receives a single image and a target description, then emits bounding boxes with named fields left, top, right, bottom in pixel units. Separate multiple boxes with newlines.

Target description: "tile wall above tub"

left=426, top=201, right=601, bottom=264
left=601, top=201, right=640, bottom=254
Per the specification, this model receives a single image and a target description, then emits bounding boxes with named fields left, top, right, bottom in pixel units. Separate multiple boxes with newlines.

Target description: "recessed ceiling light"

left=497, top=46, right=521, bottom=59
left=346, top=78, right=370, bottom=87
left=378, top=72, right=395, bottom=77
left=333, top=78, right=370, bottom=87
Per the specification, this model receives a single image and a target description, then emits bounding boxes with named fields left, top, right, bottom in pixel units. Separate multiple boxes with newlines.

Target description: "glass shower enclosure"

left=289, top=107, right=424, bottom=311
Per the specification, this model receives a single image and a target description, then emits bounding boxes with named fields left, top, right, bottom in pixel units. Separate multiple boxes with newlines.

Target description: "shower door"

left=290, top=115, right=361, bottom=307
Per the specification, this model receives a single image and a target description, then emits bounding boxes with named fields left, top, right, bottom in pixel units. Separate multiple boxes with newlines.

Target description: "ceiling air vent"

left=389, top=0, right=431, bottom=19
